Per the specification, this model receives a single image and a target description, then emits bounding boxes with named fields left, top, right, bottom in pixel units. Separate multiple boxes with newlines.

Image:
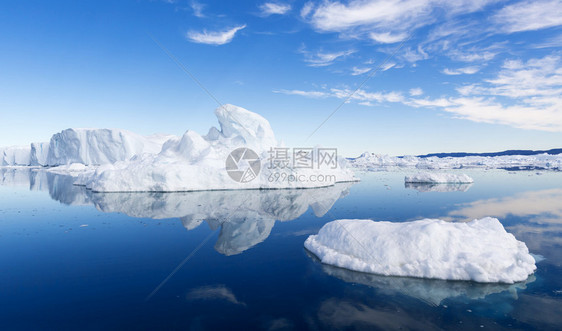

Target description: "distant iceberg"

left=350, top=152, right=562, bottom=171
left=0, top=146, right=31, bottom=166
left=405, top=172, right=474, bottom=184
left=305, top=218, right=536, bottom=283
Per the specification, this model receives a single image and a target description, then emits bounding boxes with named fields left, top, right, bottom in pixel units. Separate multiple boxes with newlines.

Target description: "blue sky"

left=1, top=0, right=562, bottom=156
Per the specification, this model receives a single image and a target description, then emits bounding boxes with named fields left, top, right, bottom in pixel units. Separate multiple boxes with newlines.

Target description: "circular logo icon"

left=225, top=148, right=261, bottom=183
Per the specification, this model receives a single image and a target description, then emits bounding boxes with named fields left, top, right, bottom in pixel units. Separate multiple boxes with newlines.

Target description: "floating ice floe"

left=304, top=218, right=536, bottom=283
left=405, top=172, right=473, bottom=184
left=75, top=104, right=356, bottom=192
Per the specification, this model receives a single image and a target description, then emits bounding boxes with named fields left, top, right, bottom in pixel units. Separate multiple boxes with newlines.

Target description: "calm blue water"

left=0, top=168, right=561, bottom=330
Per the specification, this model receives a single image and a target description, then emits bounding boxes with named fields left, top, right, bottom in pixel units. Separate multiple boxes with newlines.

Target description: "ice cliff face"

left=45, top=128, right=174, bottom=166
left=0, top=146, right=31, bottom=166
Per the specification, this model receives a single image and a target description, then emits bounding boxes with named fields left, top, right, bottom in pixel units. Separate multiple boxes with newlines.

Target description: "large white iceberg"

left=304, top=218, right=536, bottom=283
left=405, top=172, right=474, bottom=184
left=77, top=104, right=356, bottom=192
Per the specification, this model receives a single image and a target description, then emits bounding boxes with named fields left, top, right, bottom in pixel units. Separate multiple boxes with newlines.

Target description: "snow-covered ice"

left=76, top=104, right=356, bottom=192
left=405, top=172, right=474, bottom=184
left=304, top=218, right=536, bottom=283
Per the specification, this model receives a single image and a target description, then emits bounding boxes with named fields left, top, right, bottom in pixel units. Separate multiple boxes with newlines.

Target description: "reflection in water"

left=324, top=264, right=532, bottom=306
left=447, top=189, right=562, bottom=264
left=186, top=285, right=246, bottom=306
left=316, top=298, right=442, bottom=330
left=405, top=182, right=472, bottom=192
left=309, top=251, right=533, bottom=306
left=448, top=188, right=562, bottom=222
left=5, top=168, right=353, bottom=256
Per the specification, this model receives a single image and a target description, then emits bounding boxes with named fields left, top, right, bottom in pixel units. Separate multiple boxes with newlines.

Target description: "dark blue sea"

left=1, top=168, right=561, bottom=330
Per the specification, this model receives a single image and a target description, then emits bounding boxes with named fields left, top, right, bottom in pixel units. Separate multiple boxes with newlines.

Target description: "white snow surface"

left=304, top=218, right=536, bottom=283
left=350, top=152, right=562, bottom=171
left=46, top=128, right=175, bottom=166
left=405, top=172, right=474, bottom=183
left=76, top=104, right=356, bottom=192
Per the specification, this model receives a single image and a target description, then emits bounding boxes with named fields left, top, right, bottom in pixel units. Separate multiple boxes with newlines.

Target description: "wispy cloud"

left=301, top=48, right=356, bottom=67
left=493, top=0, right=562, bottom=33
left=186, top=25, right=246, bottom=45
left=275, top=87, right=403, bottom=103
left=273, top=89, right=329, bottom=98
left=421, top=55, right=562, bottom=131
left=190, top=1, right=205, bottom=18
left=442, top=66, right=480, bottom=75
left=305, top=0, right=496, bottom=41
left=300, top=2, right=314, bottom=18
left=276, top=54, right=562, bottom=132
left=351, top=67, right=371, bottom=75
left=369, top=32, right=408, bottom=44
left=259, top=2, right=291, bottom=16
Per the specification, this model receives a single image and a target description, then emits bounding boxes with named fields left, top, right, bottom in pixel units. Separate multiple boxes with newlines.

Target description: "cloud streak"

left=186, top=25, right=246, bottom=45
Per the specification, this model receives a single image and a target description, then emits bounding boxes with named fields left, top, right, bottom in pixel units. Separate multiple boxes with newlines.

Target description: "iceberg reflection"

left=405, top=182, right=472, bottom=192
left=318, top=261, right=534, bottom=306
left=10, top=168, right=353, bottom=256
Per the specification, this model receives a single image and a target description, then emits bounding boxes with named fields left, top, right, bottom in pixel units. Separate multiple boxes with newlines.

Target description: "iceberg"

left=77, top=104, right=356, bottom=192
left=30, top=142, right=50, bottom=166
left=45, top=128, right=175, bottom=166
left=1, top=146, right=31, bottom=166
left=304, top=218, right=536, bottom=283
left=349, top=152, right=562, bottom=171
left=405, top=172, right=474, bottom=183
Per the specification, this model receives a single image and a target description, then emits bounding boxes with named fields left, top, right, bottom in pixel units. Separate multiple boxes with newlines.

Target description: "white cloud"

left=369, top=32, right=408, bottom=44
left=442, top=66, right=480, bottom=75
left=301, top=2, right=314, bottom=18
left=301, top=49, right=356, bottom=67
left=409, top=88, right=423, bottom=96
left=190, top=1, right=205, bottom=18
left=493, top=0, right=562, bottom=33
left=436, top=55, right=562, bottom=131
left=305, top=0, right=497, bottom=40
left=277, top=54, right=562, bottom=132
left=381, top=62, right=396, bottom=71
left=275, top=87, right=403, bottom=104
left=273, top=89, right=328, bottom=98
left=186, top=25, right=246, bottom=45
left=351, top=67, right=371, bottom=75
left=448, top=49, right=496, bottom=62
left=259, top=2, right=291, bottom=16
